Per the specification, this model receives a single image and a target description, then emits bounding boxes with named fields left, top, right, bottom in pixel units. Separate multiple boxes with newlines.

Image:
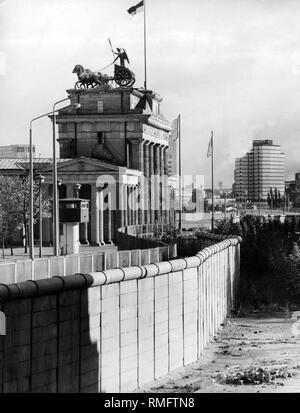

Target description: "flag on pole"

left=127, top=1, right=144, bottom=15
left=171, top=115, right=180, bottom=141
left=207, top=132, right=213, bottom=157
left=127, top=0, right=147, bottom=89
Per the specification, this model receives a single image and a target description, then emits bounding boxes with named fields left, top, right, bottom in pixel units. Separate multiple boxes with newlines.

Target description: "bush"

left=215, top=215, right=300, bottom=308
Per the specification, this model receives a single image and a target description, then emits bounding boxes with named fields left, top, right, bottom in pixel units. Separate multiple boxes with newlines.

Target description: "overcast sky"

left=1, top=0, right=300, bottom=187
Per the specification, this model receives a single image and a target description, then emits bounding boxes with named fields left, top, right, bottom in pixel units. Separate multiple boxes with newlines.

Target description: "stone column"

left=135, top=185, right=139, bottom=226
left=81, top=184, right=89, bottom=245
left=143, top=142, right=150, bottom=224
left=154, top=144, right=161, bottom=222
left=131, top=186, right=136, bottom=226
left=123, top=185, right=128, bottom=228
left=160, top=145, right=165, bottom=222
left=128, top=186, right=134, bottom=226
left=149, top=143, right=155, bottom=224
left=66, top=184, right=74, bottom=198
left=107, top=192, right=113, bottom=244
left=129, top=142, right=138, bottom=170
left=163, top=146, right=169, bottom=223
left=129, top=139, right=144, bottom=171
left=138, top=142, right=144, bottom=225
left=129, top=139, right=144, bottom=226
left=99, top=189, right=105, bottom=245
left=90, top=185, right=100, bottom=246
left=82, top=222, right=89, bottom=245
left=130, top=185, right=135, bottom=225
left=127, top=186, right=131, bottom=226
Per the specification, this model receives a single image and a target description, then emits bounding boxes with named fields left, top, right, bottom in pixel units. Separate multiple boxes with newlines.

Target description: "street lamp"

left=29, top=110, right=57, bottom=260
left=35, top=174, right=45, bottom=258
left=29, top=100, right=81, bottom=260
left=52, top=99, right=81, bottom=257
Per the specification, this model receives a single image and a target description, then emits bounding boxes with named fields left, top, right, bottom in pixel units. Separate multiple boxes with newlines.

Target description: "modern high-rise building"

left=0, top=144, right=35, bottom=159
left=234, top=140, right=285, bottom=201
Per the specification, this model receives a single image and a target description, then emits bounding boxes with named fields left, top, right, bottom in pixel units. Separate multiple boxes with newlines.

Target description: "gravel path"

left=138, top=313, right=300, bottom=393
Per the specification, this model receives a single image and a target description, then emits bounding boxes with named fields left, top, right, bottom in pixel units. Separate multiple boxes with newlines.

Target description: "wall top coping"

left=0, top=234, right=241, bottom=303
left=196, top=231, right=243, bottom=243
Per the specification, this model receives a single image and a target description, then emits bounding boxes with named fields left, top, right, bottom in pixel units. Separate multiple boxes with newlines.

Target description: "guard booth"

left=59, top=198, right=89, bottom=255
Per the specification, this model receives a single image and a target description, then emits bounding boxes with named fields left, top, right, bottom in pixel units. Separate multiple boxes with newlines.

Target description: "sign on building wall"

left=143, top=124, right=166, bottom=140
left=0, top=311, right=5, bottom=335
left=97, top=101, right=104, bottom=113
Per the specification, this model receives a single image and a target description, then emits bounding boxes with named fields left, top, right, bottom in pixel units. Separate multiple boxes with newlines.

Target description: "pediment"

left=44, top=157, right=121, bottom=174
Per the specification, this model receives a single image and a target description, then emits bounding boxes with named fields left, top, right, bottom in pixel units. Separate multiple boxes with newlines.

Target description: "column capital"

left=127, top=137, right=144, bottom=143
left=159, top=143, right=168, bottom=149
left=90, top=186, right=100, bottom=246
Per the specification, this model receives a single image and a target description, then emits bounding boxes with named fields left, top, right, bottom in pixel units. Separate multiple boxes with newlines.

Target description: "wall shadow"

left=0, top=275, right=100, bottom=393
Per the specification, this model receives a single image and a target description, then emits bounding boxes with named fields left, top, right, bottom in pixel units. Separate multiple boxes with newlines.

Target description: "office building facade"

left=234, top=140, right=285, bottom=201
left=0, top=144, right=35, bottom=159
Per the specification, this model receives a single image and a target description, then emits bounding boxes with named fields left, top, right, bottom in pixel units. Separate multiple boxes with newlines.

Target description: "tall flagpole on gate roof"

left=211, top=131, right=215, bottom=233
left=143, top=0, right=147, bottom=89
left=127, top=1, right=148, bottom=89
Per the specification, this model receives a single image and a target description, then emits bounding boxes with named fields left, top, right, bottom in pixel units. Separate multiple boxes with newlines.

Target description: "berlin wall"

left=0, top=235, right=241, bottom=393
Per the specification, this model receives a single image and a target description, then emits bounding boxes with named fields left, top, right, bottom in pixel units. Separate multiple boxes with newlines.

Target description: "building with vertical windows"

left=234, top=140, right=285, bottom=201
left=0, top=144, right=35, bottom=159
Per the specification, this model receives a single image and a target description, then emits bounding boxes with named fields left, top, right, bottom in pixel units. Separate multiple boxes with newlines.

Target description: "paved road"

left=138, top=313, right=300, bottom=393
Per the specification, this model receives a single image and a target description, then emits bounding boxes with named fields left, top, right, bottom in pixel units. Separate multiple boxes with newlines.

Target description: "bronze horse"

left=72, top=64, right=108, bottom=89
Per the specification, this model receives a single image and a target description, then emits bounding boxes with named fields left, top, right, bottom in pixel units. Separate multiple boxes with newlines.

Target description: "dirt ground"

left=138, top=313, right=300, bottom=393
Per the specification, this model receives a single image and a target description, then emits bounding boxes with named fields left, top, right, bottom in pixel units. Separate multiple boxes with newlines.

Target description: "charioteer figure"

left=111, top=46, right=135, bottom=87
left=113, top=48, right=130, bottom=67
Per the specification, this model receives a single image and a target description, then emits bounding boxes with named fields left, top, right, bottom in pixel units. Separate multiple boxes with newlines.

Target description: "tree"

left=267, top=193, right=271, bottom=209
left=17, top=175, right=51, bottom=253
left=278, top=190, right=282, bottom=210
left=270, top=187, right=274, bottom=209
left=0, top=177, right=24, bottom=257
left=0, top=175, right=50, bottom=256
left=214, top=215, right=300, bottom=307
left=274, top=188, right=278, bottom=209
left=290, top=216, right=297, bottom=234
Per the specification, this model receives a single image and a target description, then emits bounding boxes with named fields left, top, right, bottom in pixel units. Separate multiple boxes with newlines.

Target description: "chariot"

left=73, top=64, right=135, bottom=90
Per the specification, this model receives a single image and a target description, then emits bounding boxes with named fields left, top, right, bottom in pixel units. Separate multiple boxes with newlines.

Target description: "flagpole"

left=143, top=0, right=147, bottom=89
left=178, top=114, right=182, bottom=231
left=211, top=131, right=214, bottom=233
